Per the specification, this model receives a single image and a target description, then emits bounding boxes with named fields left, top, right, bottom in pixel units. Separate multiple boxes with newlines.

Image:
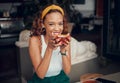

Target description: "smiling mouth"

left=52, top=32, right=60, bottom=36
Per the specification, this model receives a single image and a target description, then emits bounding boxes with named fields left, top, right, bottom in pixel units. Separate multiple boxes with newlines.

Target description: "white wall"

left=72, top=0, right=95, bottom=17
left=73, top=0, right=95, bottom=11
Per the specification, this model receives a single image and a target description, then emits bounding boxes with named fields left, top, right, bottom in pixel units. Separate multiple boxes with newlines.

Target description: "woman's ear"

left=41, top=20, right=45, bottom=27
left=41, top=22, right=45, bottom=28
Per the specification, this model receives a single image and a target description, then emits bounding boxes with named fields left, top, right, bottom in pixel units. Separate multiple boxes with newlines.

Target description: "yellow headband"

left=41, top=4, right=64, bottom=19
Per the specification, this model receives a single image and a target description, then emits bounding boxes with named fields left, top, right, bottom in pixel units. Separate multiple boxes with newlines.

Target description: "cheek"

left=60, top=26, right=64, bottom=31
left=45, top=25, right=53, bottom=31
left=46, top=28, right=52, bottom=34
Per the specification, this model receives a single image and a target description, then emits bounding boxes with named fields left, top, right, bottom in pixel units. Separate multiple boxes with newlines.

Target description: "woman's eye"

left=59, top=23, right=63, bottom=26
left=49, top=23, right=54, bottom=26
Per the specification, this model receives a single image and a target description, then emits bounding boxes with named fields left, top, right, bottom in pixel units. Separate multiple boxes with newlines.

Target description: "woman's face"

left=43, top=12, right=64, bottom=38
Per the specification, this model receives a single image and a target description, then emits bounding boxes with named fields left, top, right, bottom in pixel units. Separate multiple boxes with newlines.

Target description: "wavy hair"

left=30, top=4, right=69, bottom=37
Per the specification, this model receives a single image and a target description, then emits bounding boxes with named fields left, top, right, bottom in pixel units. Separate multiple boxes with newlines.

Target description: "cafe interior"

left=0, top=0, right=120, bottom=83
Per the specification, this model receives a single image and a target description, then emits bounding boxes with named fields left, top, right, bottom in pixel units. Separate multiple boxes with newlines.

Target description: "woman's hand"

left=57, top=33, right=71, bottom=52
left=48, top=33, right=70, bottom=50
left=47, top=36, right=61, bottom=50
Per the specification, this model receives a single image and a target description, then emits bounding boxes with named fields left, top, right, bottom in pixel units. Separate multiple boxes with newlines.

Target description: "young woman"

left=28, top=4, right=71, bottom=83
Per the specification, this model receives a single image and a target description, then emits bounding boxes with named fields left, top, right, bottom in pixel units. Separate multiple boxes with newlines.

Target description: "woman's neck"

left=44, top=35, right=49, bottom=45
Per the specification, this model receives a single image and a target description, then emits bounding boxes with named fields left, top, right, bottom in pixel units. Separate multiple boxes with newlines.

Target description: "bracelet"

left=60, top=51, right=66, bottom=56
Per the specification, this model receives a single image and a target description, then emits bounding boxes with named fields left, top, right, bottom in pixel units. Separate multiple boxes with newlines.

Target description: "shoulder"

left=29, top=36, right=42, bottom=46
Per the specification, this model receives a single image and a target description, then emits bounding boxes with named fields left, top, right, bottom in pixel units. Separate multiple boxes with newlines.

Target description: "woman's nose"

left=54, top=25, right=60, bottom=30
